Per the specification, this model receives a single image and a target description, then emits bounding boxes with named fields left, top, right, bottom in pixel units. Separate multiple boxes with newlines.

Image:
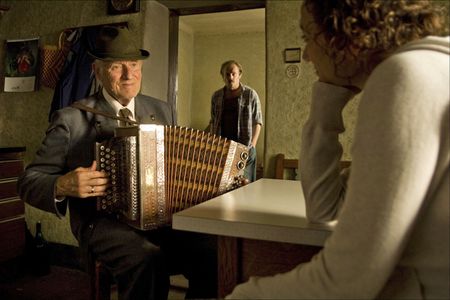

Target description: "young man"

left=208, top=60, right=263, bottom=182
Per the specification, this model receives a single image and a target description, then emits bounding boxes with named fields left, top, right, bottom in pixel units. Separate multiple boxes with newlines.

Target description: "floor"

left=0, top=260, right=187, bottom=300
left=0, top=264, right=90, bottom=300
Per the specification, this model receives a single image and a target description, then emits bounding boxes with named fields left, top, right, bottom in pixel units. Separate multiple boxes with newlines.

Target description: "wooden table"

left=172, top=178, right=335, bottom=297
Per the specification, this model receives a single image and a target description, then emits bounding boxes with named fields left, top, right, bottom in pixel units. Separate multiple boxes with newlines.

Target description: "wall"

left=141, top=1, right=169, bottom=101
left=178, top=24, right=266, bottom=165
left=0, top=0, right=363, bottom=245
left=264, top=0, right=358, bottom=177
left=177, top=22, right=194, bottom=127
left=0, top=0, right=169, bottom=245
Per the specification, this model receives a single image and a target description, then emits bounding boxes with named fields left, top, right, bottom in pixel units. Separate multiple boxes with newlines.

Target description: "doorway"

left=177, top=9, right=265, bottom=127
left=174, top=8, right=266, bottom=176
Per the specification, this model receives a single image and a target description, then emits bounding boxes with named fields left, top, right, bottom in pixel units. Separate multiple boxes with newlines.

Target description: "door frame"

left=162, top=1, right=266, bottom=123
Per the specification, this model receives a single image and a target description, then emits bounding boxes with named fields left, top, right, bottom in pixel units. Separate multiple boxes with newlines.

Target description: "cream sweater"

left=227, top=36, right=449, bottom=299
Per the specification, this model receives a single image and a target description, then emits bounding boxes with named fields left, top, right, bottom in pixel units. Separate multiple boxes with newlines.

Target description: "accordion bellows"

left=96, top=124, right=249, bottom=230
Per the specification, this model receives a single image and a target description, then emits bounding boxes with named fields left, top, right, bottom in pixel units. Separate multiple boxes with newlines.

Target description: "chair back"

left=274, top=153, right=299, bottom=180
left=275, top=153, right=352, bottom=180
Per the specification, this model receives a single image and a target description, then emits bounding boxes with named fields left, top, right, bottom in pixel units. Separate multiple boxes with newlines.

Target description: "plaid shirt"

left=209, top=84, right=263, bottom=146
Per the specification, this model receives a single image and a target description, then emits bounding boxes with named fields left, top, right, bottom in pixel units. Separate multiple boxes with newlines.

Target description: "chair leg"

left=89, top=260, right=112, bottom=300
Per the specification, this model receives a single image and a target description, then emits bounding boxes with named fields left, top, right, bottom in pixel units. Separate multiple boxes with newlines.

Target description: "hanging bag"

left=40, top=30, right=72, bottom=89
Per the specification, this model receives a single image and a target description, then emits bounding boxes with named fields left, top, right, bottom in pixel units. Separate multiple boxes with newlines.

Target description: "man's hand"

left=55, top=161, right=109, bottom=198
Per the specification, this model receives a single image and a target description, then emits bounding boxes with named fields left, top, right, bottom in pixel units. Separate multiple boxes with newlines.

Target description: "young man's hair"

left=220, top=60, right=243, bottom=77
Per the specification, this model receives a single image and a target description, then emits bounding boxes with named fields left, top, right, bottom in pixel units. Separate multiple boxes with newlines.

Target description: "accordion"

left=96, top=124, right=249, bottom=230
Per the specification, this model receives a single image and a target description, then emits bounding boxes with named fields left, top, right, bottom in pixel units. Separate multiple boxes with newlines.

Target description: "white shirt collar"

left=102, top=89, right=136, bottom=121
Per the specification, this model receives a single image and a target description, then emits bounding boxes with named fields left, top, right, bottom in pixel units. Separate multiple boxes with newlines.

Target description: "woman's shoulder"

left=362, top=38, right=449, bottom=118
left=369, top=39, right=448, bottom=93
left=375, top=36, right=449, bottom=76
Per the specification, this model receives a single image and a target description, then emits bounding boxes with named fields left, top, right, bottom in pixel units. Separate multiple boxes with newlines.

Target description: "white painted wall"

left=177, top=22, right=194, bottom=127
left=177, top=15, right=266, bottom=165
left=141, top=0, right=169, bottom=101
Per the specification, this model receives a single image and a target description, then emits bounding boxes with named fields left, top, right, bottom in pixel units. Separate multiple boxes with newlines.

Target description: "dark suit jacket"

left=18, top=92, right=173, bottom=251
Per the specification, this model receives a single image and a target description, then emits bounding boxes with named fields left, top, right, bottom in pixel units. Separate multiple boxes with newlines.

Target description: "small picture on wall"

left=107, top=0, right=140, bottom=15
left=4, top=37, right=39, bottom=92
left=284, top=47, right=301, bottom=63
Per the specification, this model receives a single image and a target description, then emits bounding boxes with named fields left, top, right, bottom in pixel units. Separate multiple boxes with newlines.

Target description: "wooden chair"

left=274, top=153, right=351, bottom=180
left=274, top=153, right=299, bottom=180
left=89, top=259, right=188, bottom=300
left=89, top=259, right=113, bottom=300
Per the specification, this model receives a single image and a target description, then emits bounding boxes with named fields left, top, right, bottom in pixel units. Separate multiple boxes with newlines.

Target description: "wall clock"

left=108, top=0, right=140, bottom=15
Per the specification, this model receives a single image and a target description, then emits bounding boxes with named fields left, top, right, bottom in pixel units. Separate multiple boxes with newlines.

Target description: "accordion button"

left=105, top=154, right=110, bottom=159
left=106, top=148, right=110, bottom=152
left=237, top=161, right=245, bottom=170
left=100, top=145, right=105, bottom=151
left=241, top=152, right=249, bottom=160
left=111, top=150, right=115, bottom=155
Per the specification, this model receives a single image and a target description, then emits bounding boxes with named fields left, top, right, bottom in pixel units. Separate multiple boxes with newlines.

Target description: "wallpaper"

left=0, top=0, right=359, bottom=246
left=0, top=0, right=143, bottom=246
left=264, top=0, right=358, bottom=177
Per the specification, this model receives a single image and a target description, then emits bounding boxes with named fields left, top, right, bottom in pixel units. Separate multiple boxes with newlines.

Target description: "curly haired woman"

left=227, top=1, right=449, bottom=299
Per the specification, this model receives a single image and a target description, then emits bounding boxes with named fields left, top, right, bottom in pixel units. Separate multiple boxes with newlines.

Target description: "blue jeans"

left=244, top=146, right=257, bottom=182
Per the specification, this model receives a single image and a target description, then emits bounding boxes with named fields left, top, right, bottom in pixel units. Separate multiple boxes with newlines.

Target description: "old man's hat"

left=88, top=25, right=149, bottom=61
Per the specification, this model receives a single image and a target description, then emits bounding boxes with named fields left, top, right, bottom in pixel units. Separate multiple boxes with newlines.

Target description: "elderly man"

left=18, top=26, right=217, bottom=300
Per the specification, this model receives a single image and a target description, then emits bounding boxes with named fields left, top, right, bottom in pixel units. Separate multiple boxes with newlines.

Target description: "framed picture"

left=4, top=37, right=39, bottom=92
left=107, top=0, right=140, bottom=15
left=284, top=48, right=301, bottom=63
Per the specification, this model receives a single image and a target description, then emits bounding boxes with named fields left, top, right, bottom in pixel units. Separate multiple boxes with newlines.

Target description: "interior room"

left=0, top=0, right=356, bottom=298
left=2, top=0, right=447, bottom=299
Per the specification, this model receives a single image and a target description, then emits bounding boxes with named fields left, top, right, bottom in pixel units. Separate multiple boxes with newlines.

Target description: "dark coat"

left=18, top=92, right=173, bottom=255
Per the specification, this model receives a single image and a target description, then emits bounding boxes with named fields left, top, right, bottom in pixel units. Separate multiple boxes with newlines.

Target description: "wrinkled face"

left=222, top=64, right=242, bottom=90
left=94, top=60, right=143, bottom=106
left=300, top=5, right=363, bottom=87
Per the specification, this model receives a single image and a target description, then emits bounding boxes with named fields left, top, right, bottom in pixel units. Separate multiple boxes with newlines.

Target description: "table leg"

left=218, top=236, right=240, bottom=298
left=217, top=236, right=322, bottom=298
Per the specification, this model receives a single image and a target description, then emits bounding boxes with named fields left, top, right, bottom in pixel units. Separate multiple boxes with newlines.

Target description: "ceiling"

left=180, top=8, right=265, bottom=34
left=156, top=0, right=265, bottom=35
left=156, top=0, right=265, bottom=15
